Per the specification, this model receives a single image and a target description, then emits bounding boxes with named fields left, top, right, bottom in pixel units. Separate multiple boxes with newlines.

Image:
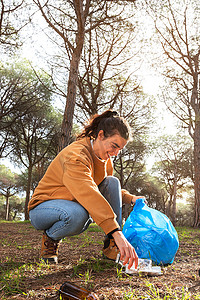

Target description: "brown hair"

left=77, top=110, right=132, bottom=141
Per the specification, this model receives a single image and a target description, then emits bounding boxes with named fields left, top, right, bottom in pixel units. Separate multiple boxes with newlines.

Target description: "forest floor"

left=0, top=221, right=200, bottom=300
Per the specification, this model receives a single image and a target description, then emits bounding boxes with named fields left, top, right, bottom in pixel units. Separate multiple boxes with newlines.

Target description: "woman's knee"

left=98, top=176, right=122, bottom=204
left=65, top=209, right=89, bottom=235
left=46, top=205, right=91, bottom=239
left=29, top=200, right=90, bottom=236
left=103, top=176, right=121, bottom=189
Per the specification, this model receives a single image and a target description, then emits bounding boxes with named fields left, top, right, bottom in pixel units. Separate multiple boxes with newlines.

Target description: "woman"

left=28, top=110, right=144, bottom=269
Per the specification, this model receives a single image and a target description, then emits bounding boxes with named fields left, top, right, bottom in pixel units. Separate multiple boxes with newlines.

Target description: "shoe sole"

left=40, top=257, right=58, bottom=264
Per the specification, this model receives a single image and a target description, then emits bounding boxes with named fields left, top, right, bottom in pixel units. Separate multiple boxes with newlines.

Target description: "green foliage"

left=72, top=256, right=116, bottom=279
left=133, top=173, right=168, bottom=212
left=116, top=265, right=124, bottom=280
left=151, top=134, right=193, bottom=184
left=9, top=93, right=61, bottom=168
left=0, top=164, right=18, bottom=188
left=0, top=60, right=60, bottom=158
left=147, top=134, right=194, bottom=223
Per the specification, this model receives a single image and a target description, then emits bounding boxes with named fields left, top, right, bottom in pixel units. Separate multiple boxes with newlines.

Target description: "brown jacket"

left=28, top=137, right=133, bottom=235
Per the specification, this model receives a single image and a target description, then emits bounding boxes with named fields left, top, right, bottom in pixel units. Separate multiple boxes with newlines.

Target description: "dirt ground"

left=0, top=222, right=200, bottom=299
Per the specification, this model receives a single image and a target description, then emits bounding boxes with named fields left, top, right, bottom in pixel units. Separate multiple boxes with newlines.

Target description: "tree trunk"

left=59, top=63, right=77, bottom=149
left=24, top=165, right=33, bottom=220
left=5, top=194, right=9, bottom=221
left=172, top=167, right=177, bottom=226
left=166, top=194, right=173, bottom=219
left=193, top=121, right=200, bottom=227
left=58, top=48, right=84, bottom=151
left=58, top=3, right=86, bottom=151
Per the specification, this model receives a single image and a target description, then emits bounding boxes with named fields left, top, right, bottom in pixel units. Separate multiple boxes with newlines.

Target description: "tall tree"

left=145, top=0, right=200, bottom=226
left=33, top=0, right=137, bottom=150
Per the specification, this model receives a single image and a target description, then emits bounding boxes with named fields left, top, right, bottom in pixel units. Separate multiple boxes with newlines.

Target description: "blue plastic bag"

left=122, top=199, right=179, bottom=265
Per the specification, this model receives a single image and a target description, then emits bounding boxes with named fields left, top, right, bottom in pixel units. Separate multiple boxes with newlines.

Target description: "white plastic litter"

left=116, top=254, right=162, bottom=276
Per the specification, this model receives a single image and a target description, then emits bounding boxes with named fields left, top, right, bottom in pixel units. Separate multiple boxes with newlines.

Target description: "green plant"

left=1, top=238, right=12, bottom=247
left=72, top=257, right=86, bottom=276
left=123, top=289, right=135, bottom=299
left=78, top=269, right=94, bottom=287
left=116, top=266, right=124, bottom=280
left=194, top=239, right=200, bottom=245
left=144, top=281, right=161, bottom=299
left=181, top=287, right=192, bottom=300
left=15, top=241, right=32, bottom=250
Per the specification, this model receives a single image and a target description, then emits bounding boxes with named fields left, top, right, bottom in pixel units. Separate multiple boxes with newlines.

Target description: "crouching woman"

left=28, top=110, right=144, bottom=269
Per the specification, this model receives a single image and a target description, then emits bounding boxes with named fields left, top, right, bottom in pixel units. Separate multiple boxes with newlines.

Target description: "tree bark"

left=191, top=52, right=200, bottom=227
left=5, top=194, right=9, bottom=221
left=166, top=194, right=172, bottom=218
left=172, top=166, right=177, bottom=226
left=193, top=120, right=200, bottom=227
left=58, top=1, right=88, bottom=151
left=58, top=50, right=82, bottom=150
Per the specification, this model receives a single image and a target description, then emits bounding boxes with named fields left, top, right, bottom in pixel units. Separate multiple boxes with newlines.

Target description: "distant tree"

left=1, top=63, right=63, bottom=219
left=114, top=138, right=146, bottom=189
left=120, top=171, right=168, bottom=220
left=18, top=144, right=59, bottom=195
left=0, top=61, right=49, bottom=157
left=9, top=196, right=25, bottom=220
left=117, top=141, right=146, bottom=220
left=0, top=164, right=19, bottom=220
left=9, top=102, right=61, bottom=220
left=176, top=189, right=194, bottom=226
left=0, top=194, right=25, bottom=221
left=136, top=174, right=168, bottom=212
left=151, top=134, right=193, bottom=225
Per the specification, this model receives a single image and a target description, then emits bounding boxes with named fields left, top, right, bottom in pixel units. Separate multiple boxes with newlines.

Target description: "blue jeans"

left=29, top=176, right=122, bottom=241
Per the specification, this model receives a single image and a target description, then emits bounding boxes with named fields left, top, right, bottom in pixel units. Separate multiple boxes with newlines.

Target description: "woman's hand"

left=112, top=230, right=138, bottom=270
left=131, top=195, right=147, bottom=205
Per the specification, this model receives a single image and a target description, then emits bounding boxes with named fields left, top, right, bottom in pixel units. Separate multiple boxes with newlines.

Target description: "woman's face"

left=93, top=130, right=127, bottom=160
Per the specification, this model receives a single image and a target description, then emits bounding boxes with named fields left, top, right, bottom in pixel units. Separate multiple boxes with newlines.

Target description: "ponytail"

left=77, top=110, right=132, bottom=141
